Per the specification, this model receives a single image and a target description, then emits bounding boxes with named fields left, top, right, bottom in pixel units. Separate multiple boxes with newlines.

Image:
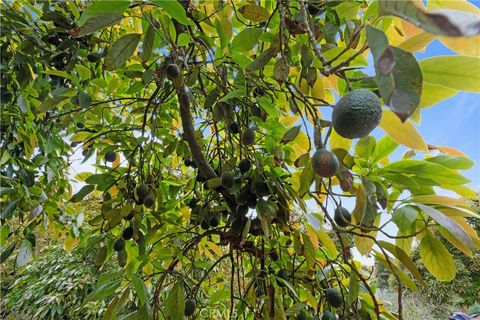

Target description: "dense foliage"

left=1, top=1, right=480, bottom=319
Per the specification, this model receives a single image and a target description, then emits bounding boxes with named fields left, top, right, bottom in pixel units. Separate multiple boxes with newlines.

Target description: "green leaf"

left=425, top=155, right=474, bottom=170
left=366, top=26, right=422, bottom=121
left=281, top=125, right=301, bottom=144
left=86, top=271, right=122, bottom=302
left=419, top=82, right=457, bottom=108
left=355, top=136, right=376, bottom=159
left=0, top=243, right=16, bottom=264
left=0, top=201, right=17, bottom=219
left=420, top=232, right=456, bottom=281
left=373, top=249, right=418, bottom=292
left=77, top=13, right=124, bottom=36
left=298, top=160, right=314, bottom=197
left=231, top=28, right=262, bottom=52
left=70, top=185, right=95, bottom=203
left=141, top=24, right=155, bottom=62
left=218, top=89, right=244, bottom=102
left=415, top=203, right=474, bottom=250
left=246, top=47, right=276, bottom=72
left=78, top=1, right=130, bottom=26
left=392, top=206, right=417, bottom=233
left=347, top=268, right=359, bottom=306
left=132, top=274, right=148, bottom=305
left=105, top=33, right=141, bottom=71
left=16, top=239, right=33, bottom=267
left=371, top=136, right=398, bottom=163
left=378, top=159, right=470, bottom=185
left=302, top=233, right=316, bottom=271
left=273, top=57, right=289, bottom=84
left=36, top=95, right=70, bottom=113
left=85, top=174, right=116, bottom=186
left=153, top=0, right=192, bottom=26
left=419, top=56, right=480, bottom=92
left=379, top=0, right=480, bottom=37
left=165, top=282, right=185, bottom=320
left=378, top=240, right=426, bottom=286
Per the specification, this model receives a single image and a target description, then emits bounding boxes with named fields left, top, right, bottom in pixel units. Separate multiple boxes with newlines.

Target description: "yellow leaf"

left=318, top=229, right=338, bottom=258
left=290, top=131, right=309, bottom=160
left=441, top=185, right=477, bottom=198
left=420, top=232, right=456, bottom=281
left=329, top=129, right=351, bottom=152
left=379, top=110, right=428, bottom=151
left=401, top=20, right=423, bottom=37
left=452, top=216, right=480, bottom=248
left=439, top=226, right=473, bottom=257
left=311, top=75, right=325, bottom=100
left=354, top=234, right=374, bottom=256
left=206, top=241, right=222, bottom=256
left=436, top=145, right=467, bottom=157
left=439, top=35, right=480, bottom=56
left=351, top=185, right=366, bottom=224
left=411, top=195, right=470, bottom=208
left=426, top=0, right=480, bottom=14
left=65, top=235, right=75, bottom=252
left=279, top=115, right=299, bottom=127
left=305, top=225, right=319, bottom=249
left=419, top=82, right=457, bottom=108
left=398, top=32, right=436, bottom=53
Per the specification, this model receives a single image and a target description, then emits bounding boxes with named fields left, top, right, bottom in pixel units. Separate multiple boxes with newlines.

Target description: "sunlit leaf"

left=379, top=110, right=428, bottom=151
left=420, top=232, right=456, bottom=281
left=105, top=33, right=141, bottom=71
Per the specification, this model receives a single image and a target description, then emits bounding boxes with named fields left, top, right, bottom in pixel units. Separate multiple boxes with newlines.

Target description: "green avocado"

left=104, top=150, right=116, bottom=162
left=241, top=128, right=256, bottom=145
left=136, top=184, right=149, bottom=201
left=312, top=149, right=339, bottom=178
left=238, top=159, right=251, bottom=173
left=184, top=298, right=196, bottom=316
left=334, top=206, right=351, bottom=227
left=326, top=288, right=343, bottom=308
left=113, top=239, right=125, bottom=252
left=321, top=311, right=336, bottom=320
left=332, top=89, right=382, bottom=139
left=143, top=194, right=155, bottom=208
left=221, top=172, right=235, bottom=189
left=296, top=310, right=307, bottom=320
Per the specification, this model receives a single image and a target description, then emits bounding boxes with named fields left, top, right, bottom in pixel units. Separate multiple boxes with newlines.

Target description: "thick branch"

left=177, top=86, right=217, bottom=179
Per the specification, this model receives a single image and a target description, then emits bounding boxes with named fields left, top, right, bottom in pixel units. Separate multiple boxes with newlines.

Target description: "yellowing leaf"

left=426, top=0, right=480, bottom=14
left=398, top=31, right=436, bottom=53
left=436, top=145, right=467, bottom=157
left=411, top=195, right=469, bottom=208
left=206, top=241, right=222, bottom=256
left=65, top=235, right=75, bottom=252
left=439, top=226, right=472, bottom=257
left=318, top=229, right=338, bottom=259
left=380, top=110, right=428, bottom=151
left=311, top=76, right=326, bottom=100
left=439, top=35, right=480, bottom=56
left=420, top=232, right=456, bottom=281
left=352, top=185, right=366, bottom=224
left=420, top=56, right=480, bottom=92
left=238, top=4, right=270, bottom=22
left=305, top=225, right=319, bottom=249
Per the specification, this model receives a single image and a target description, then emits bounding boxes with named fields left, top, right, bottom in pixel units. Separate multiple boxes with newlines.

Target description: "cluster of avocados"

left=136, top=183, right=155, bottom=208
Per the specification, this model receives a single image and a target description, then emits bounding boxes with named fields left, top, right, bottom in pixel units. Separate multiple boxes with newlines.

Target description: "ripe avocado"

left=113, top=239, right=125, bottom=252
left=252, top=180, right=269, bottom=197
left=236, top=204, right=249, bottom=216
left=209, top=215, right=219, bottom=227
left=221, top=172, right=235, bottom=189
left=87, top=52, right=100, bottom=62
left=229, top=121, right=240, bottom=134
left=321, top=311, right=336, bottom=320
left=332, top=89, right=382, bottom=139
left=76, top=122, right=84, bottom=129
left=326, top=288, right=343, bottom=308
left=122, top=226, right=134, bottom=240
left=136, top=184, right=149, bottom=201
left=241, top=128, right=256, bottom=145
left=238, top=159, right=251, bottom=173
left=185, top=298, right=196, bottom=316
left=312, top=149, right=339, bottom=178
left=334, top=206, right=351, bottom=227
left=104, top=150, right=117, bottom=162
left=166, top=63, right=181, bottom=79
left=200, top=219, right=210, bottom=230
left=143, top=194, right=155, bottom=208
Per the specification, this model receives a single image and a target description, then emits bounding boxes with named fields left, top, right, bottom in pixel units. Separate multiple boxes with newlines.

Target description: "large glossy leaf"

left=378, top=159, right=470, bottom=185
left=371, top=136, right=398, bottom=163
left=379, top=0, right=480, bottom=37
left=77, top=1, right=130, bottom=26
left=132, top=274, right=148, bottom=305
left=420, top=232, right=456, bottom=281
left=418, top=82, right=458, bottom=108
left=0, top=201, right=17, bottom=219
left=373, top=249, right=418, bottom=292
left=76, top=13, right=124, bottom=37
left=425, top=155, right=474, bottom=170
left=231, top=28, right=262, bottom=52
left=70, top=185, right=95, bottom=203
left=85, top=271, right=122, bottom=302
left=153, top=0, right=192, bottom=26
left=238, top=4, right=270, bottom=22
left=420, top=56, right=480, bottom=92
left=378, top=240, right=426, bottom=286
left=392, top=206, right=418, bottom=233
left=380, top=110, right=427, bottom=152
left=16, top=239, right=33, bottom=267
left=367, top=26, right=422, bottom=121
left=165, top=282, right=185, bottom=320
left=105, top=34, right=141, bottom=71
left=415, top=203, right=474, bottom=250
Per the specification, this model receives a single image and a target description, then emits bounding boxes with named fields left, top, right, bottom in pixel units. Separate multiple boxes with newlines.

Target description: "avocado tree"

left=1, top=1, right=479, bottom=319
